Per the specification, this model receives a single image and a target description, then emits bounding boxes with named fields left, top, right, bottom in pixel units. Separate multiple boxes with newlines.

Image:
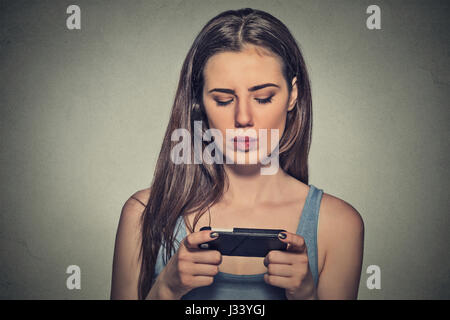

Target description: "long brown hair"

left=138, top=8, right=313, bottom=299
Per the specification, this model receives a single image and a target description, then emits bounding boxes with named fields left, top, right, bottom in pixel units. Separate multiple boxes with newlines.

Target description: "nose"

left=234, top=99, right=254, bottom=128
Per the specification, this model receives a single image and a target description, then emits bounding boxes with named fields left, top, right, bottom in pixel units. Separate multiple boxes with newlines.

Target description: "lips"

left=232, top=136, right=257, bottom=151
left=233, top=136, right=257, bottom=143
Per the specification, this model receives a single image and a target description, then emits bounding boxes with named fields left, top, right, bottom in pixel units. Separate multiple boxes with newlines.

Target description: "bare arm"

left=316, top=196, right=365, bottom=299
left=110, top=190, right=148, bottom=299
left=110, top=188, right=221, bottom=300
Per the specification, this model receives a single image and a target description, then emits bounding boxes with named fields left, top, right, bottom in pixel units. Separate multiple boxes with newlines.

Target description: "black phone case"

left=199, top=226, right=287, bottom=257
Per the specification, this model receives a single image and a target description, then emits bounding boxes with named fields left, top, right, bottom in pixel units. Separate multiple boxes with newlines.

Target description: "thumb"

left=278, top=232, right=307, bottom=253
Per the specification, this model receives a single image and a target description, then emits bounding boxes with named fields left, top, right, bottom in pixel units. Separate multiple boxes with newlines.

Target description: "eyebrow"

left=207, top=83, right=280, bottom=95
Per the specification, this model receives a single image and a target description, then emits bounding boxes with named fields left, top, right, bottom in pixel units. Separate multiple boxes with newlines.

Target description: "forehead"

left=203, top=46, right=284, bottom=86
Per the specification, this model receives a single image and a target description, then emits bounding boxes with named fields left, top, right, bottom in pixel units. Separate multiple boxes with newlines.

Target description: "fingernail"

left=278, top=232, right=287, bottom=239
left=210, top=232, right=219, bottom=238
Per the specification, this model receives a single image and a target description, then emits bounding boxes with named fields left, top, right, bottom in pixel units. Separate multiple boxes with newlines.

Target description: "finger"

left=266, top=263, right=293, bottom=277
left=181, top=261, right=220, bottom=276
left=264, top=273, right=292, bottom=289
left=183, top=230, right=219, bottom=250
left=191, top=276, right=215, bottom=288
left=189, top=250, right=222, bottom=265
left=263, top=250, right=293, bottom=268
left=192, top=263, right=220, bottom=276
left=278, top=232, right=306, bottom=253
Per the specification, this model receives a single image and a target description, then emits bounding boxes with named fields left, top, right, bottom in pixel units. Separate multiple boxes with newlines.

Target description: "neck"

left=221, top=163, right=288, bottom=207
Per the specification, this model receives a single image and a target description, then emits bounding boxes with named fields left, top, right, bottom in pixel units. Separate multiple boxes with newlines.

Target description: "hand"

left=263, top=232, right=317, bottom=300
left=158, top=229, right=222, bottom=299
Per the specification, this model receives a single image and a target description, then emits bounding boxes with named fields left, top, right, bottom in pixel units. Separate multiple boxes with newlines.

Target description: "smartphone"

left=199, top=226, right=288, bottom=257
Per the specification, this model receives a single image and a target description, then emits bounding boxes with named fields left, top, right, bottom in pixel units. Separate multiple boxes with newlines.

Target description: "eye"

left=255, top=94, right=274, bottom=104
left=214, top=94, right=275, bottom=106
left=215, top=99, right=233, bottom=106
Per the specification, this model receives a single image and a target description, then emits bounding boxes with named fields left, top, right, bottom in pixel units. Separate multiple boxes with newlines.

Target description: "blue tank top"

left=153, top=184, right=324, bottom=300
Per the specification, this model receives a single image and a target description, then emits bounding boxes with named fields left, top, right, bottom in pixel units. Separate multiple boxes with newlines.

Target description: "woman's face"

left=201, top=45, right=298, bottom=165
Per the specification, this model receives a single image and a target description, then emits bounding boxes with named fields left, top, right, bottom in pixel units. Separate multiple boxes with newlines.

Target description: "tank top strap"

left=153, top=216, right=186, bottom=278
left=295, top=184, right=324, bottom=288
left=174, top=215, right=187, bottom=245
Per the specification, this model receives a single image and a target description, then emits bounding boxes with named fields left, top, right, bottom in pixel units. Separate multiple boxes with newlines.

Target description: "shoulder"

left=318, top=191, right=364, bottom=250
left=119, top=188, right=151, bottom=224
left=128, top=188, right=151, bottom=208
left=320, top=192, right=364, bottom=228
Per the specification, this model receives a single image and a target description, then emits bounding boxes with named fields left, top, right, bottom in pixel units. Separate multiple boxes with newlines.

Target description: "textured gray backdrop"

left=0, top=0, right=449, bottom=299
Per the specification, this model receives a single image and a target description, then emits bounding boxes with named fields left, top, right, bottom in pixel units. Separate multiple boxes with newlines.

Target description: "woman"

left=110, top=8, right=364, bottom=300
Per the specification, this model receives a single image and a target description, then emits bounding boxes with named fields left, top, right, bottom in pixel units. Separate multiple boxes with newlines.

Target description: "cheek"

left=204, top=108, right=230, bottom=131
left=259, top=107, right=288, bottom=133
left=202, top=102, right=217, bottom=125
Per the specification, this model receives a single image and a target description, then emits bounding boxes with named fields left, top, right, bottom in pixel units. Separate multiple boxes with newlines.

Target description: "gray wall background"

left=0, top=0, right=448, bottom=299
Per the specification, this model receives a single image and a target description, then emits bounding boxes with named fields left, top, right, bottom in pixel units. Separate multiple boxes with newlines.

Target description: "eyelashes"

left=215, top=95, right=274, bottom=107
left=256, top=95, right=274, bottom=105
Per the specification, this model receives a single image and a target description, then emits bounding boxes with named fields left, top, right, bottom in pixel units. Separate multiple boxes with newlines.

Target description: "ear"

left=287, top=76, right=298, bottom=112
